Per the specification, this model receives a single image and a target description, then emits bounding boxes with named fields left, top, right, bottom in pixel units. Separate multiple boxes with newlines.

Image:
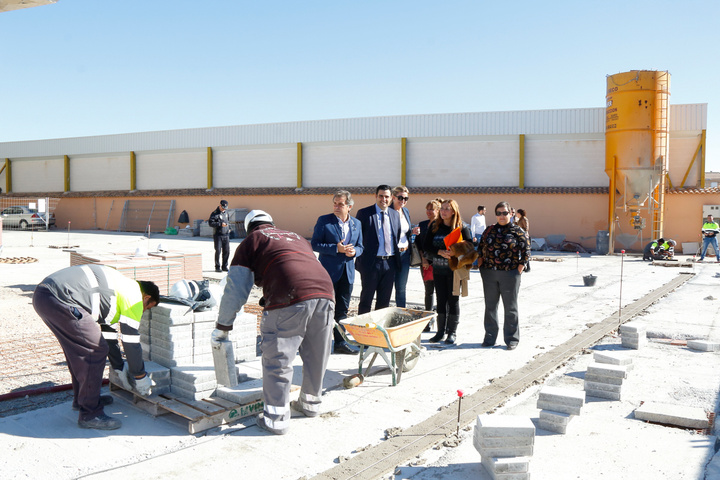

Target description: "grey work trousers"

left=32, top=284, right=108, bottom=421
left=480, top=268, right=522, bottom=346
left=259, top=298, right=334, bottom=433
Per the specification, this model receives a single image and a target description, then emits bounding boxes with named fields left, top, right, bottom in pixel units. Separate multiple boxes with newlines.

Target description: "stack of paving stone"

left=536, top=386, right=585, bottom=434
left=620, top=321, right=648, bottom=349
left=137, top=302, right=258, bottom=401
left=474, top=415, right=534, bottom=480
left=584, top=362, right=628, bottom=400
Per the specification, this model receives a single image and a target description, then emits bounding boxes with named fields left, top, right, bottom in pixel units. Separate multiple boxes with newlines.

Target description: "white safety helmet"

left=244, top=209, right=273, bottom=233
left=170, top=279, right=200, bottom=300
left=156, top=243, right=167, bottom=252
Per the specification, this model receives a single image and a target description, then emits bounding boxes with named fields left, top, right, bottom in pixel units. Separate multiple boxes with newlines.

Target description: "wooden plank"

left=110, top=384, right=170, bottom=417
left=154, top=395, right=208, bottom=421
left=188, top=398, right=264, bottom=434
left=203, top=397, right=237, bottom=409
left=161, top=392, right=226, bottom=415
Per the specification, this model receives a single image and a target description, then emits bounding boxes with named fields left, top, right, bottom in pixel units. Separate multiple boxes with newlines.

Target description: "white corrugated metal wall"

left=0, top=105, right=707, bottom=193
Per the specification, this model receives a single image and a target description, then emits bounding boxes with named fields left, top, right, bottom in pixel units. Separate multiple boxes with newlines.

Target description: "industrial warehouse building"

left=0, top=102, right=714, bottom=252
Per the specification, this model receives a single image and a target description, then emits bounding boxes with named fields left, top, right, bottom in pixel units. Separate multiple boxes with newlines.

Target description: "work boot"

left=423, top=317, right=434, bottom=333
left=256, top=413, right=288, bottom=435
left=429, top=314, right=446, bottom=343
left=78, top=413, right=121, bottom=430
left=444, top=314, right=459, bottom=345
left=72, top=395, right=113, bottom=411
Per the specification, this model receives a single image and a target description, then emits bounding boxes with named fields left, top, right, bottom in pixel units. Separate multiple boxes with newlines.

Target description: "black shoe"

left=215, top=268, right=222, bottom=273
left=334, top=342, right=359, bottom=355
left=445, top=333, right=457, bottom=345
left=481, top=341, right=495, bottom=348
left=222, top=267, right=229, bottom=272
left=507, top=343, right=518, bottom=350
left=78, top=413, right=121, bottom=430
left=73, top=395, right=113, bottom=411
left=429, top=332, right=445, bottom=343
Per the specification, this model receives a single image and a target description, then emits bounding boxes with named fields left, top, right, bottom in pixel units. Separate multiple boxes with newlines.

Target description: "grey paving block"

left=151, top=344, right=193, bottom=359
left=477, top=415, right=536, bottom=438
left=539, top=409, right=572, bottom=426
left=480, top=445, right=534, bottom=458
left=145, top=336, right=194, bottom=351
left=215, top=378, right=264, bottom=405
left=193, top=353, right=213, bottom=364
left=536, top=399, right=582, bottom=415
left=537, top=386, right=585, bottom=408
left=620, top=322, right=647, bottom=334
left=171, top=376, right=217, bottom=393
left=585, top=388, right=622, bottom=400
left=538, top=418, right=567, bottom=434
left=152, top=303, right=195, bottom=319
left=171, top=365, right=218, bottom=384
left=621, top=337, right=648, bottom=349
left=587, top=363, right=628, bottom=379
left=593, top=351, right=633, bottom=366
left=634, top=401, right=709, bottom=429
left=151, top=313, right=195, bottom=327
left=481, top=456, right=531, bottom=473
left=478, top=435, right=534, bottom=448
left=584, top=373, right=624, bottom=386
left=584, top=381, right=622, bottom=393
left=170, top=384, right=216, bottom=401
left=144, top=361, right=171, bottom=380
left=212, top=339, right=238, bottom=387
left=193, top=310, right=218, bottom=323
left=151, top=356, right=195, bottom=368
left=150, top=326, right=193, bottom=341
left=687, top=340, right=720, bottom=352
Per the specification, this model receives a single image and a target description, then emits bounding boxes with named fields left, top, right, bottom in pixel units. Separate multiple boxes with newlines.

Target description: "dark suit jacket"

left=355, top=204, right=401, bottom=275
left=311, top=213, right=364, bottom=284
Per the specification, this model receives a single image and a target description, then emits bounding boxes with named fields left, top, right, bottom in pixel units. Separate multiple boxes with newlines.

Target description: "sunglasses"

left=395, top=196, right=409, bottom=202
left=496, top=211, right=511, bottom=216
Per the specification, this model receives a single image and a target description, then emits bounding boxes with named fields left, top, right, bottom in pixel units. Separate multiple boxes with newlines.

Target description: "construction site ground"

left=1, top=229, right=720, bottom=480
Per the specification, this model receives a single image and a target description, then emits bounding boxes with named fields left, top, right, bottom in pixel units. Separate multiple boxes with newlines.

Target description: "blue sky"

left=1, top=0, right=718, bottom=172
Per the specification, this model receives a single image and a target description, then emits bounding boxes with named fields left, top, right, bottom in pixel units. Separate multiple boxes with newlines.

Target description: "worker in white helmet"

left=212, top=210, right=335, bottom=435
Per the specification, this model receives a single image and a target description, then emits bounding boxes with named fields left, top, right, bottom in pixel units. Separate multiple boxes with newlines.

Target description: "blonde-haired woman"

left=390, top=185, right=419, bottom=308
left=422, top=199, right=471, bottom=344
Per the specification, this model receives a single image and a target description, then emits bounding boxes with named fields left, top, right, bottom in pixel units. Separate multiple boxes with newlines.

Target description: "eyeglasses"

left=496, top=211, right=511, bottom=216
left=395, top=196, right=409, bottom=202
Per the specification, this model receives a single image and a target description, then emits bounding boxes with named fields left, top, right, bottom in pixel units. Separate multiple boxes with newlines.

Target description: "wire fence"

left=0, top=196, right=61, bottom=231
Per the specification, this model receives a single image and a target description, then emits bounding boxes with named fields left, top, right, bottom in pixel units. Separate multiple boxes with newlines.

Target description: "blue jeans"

left=394, top=249, right=411, bottom=308
left=701, top=236, right=719, bottom=260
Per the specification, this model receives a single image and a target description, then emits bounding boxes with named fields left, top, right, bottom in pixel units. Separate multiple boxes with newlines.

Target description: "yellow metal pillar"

left=3, top=158, right=10, bottom=193
left=518, top=134, right=525, bottom=188
left=700, top=130, right=707, bottom=188
left=207, top=147, right=213, bottom=189
left=130, top=151, right=136, bottom=191
left=401, top=137, right=407, bottom=186
left=297, top=142, right=303, bottom=189
left=608, top=155, right=617, bottom=253
left=64, top=155, right=70, bottom=192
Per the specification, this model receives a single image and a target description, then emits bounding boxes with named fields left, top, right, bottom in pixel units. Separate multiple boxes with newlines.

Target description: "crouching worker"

left=212, top=210, right=335, bottom=435
left=32, top=265, right=159, bottom=430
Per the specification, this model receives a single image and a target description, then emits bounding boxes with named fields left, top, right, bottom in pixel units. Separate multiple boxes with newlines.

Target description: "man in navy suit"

left=312, top=190, right=364, bottom=355
left=355, top=185, right=401, bottom=315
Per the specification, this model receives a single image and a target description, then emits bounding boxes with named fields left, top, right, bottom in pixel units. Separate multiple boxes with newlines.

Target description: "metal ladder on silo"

left=650, top=75, right=670, bottom=241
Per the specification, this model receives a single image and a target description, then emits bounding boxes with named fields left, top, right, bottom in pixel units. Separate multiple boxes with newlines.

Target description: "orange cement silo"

left=605, top=70, right=670, bottom=251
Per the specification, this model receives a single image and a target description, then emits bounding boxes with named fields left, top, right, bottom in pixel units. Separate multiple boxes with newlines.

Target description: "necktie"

left=383, top=211, right=392, bottom=255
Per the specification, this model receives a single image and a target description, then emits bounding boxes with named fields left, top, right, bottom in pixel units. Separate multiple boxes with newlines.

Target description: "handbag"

left=421, top=265, right=434, bottom=282
left=410, top=243, right=422, bottom=267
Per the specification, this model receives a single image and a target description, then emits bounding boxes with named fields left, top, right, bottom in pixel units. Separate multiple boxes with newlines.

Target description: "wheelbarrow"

left=338, top=307, right=435, bottom=386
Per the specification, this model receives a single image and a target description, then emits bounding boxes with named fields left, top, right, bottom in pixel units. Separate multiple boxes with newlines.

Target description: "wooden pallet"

left=109, top=382, right=264, bottom=434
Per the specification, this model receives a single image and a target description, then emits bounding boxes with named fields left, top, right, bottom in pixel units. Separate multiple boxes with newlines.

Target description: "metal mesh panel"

left=0, top=196, right=60, bottom=231
left=118, top=199, right=175, bottom=233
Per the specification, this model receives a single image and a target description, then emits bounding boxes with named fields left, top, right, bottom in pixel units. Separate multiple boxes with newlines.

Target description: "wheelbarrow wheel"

left=396, top=335, right=421, bottom=373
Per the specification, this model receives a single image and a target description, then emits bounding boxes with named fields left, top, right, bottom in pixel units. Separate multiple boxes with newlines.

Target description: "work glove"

left=133, top=374, right=153, bottom=396
left=113, top=363, right=133, bottom=391
left=211, top=328, right=229, bottom=346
